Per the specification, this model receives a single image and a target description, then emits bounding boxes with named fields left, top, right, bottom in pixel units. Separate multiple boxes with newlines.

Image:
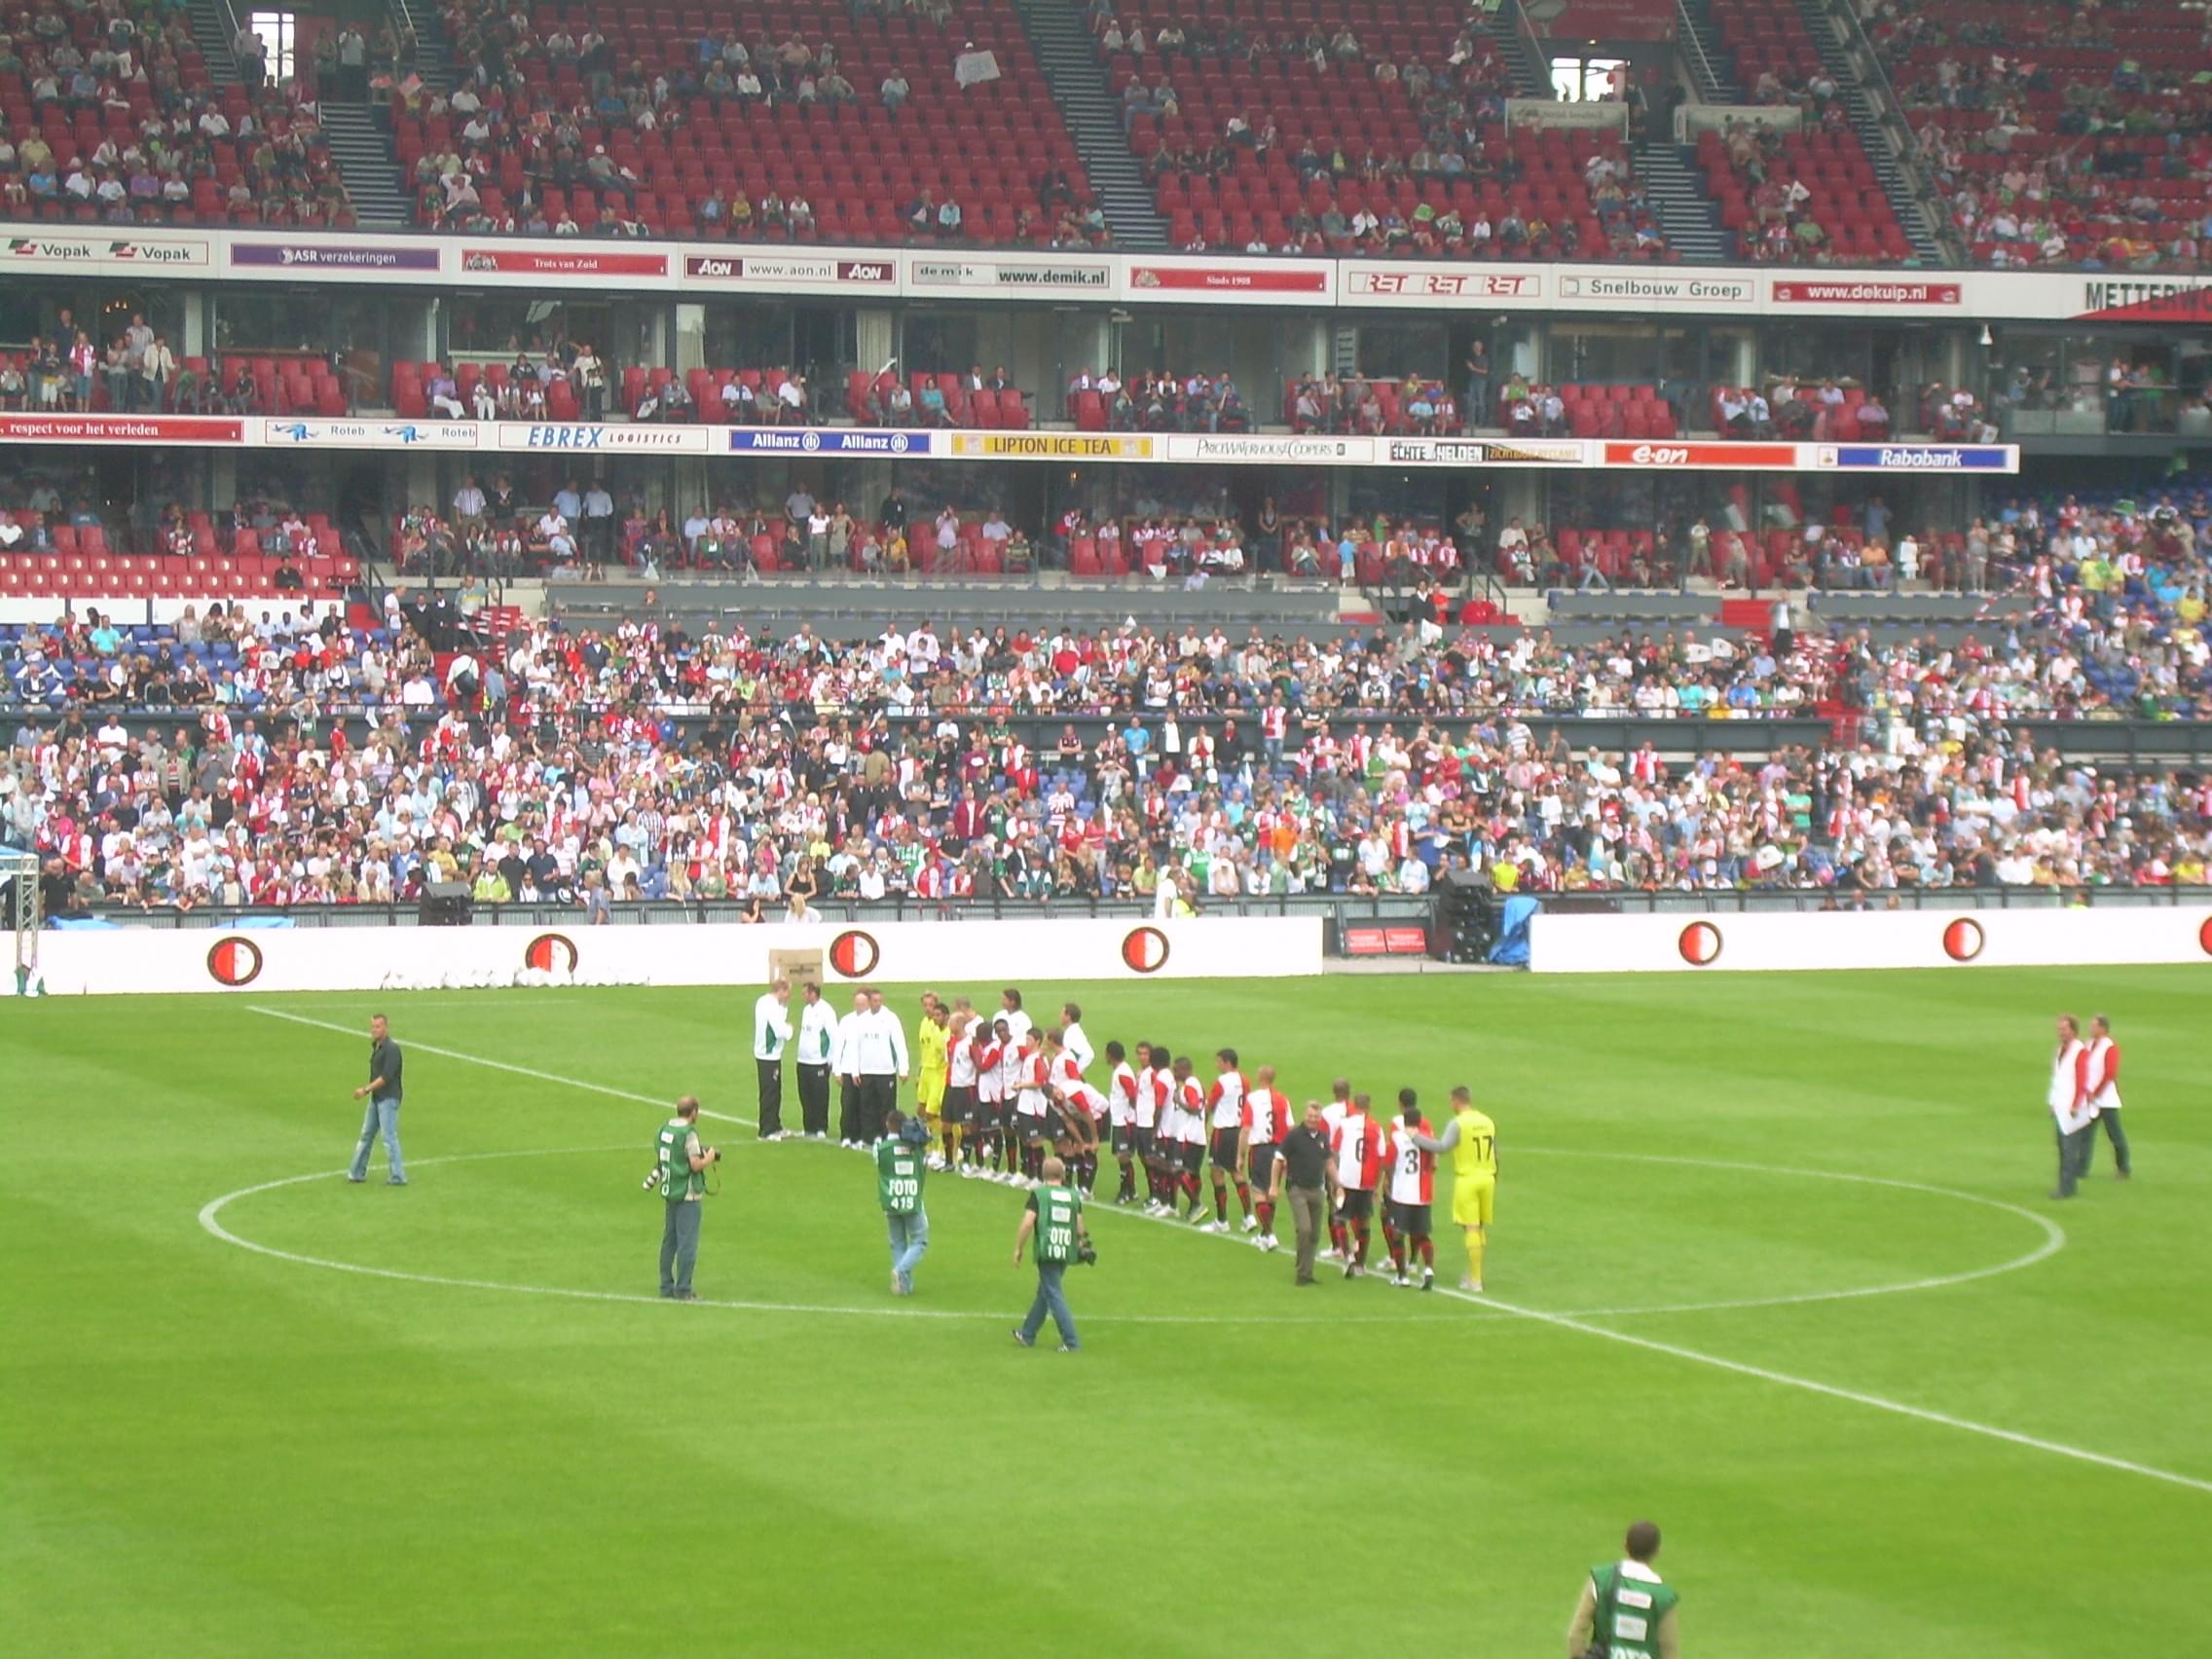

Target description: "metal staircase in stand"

left=1792, top=0, right=1946, bottom=264
left=389, top=0, right=458, bottom=97
left=1479, top=0, right=1550, bottom=99
left=1634, top=140, right=1729, bottom=261
left=322, top=105, right=414, bottom=227
left=1676, top=0, right=1741, bottom=101
left=185, top=0, right=241, bottom=88
left=1013, top=0, right=1169, bottom=250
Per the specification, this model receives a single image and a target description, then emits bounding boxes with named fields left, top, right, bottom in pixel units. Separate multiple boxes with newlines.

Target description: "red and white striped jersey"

left=1321, top=1097, right=1350, bottom=1143
left=1176, top=1078, right=1208, bottom=1143
left=1150, top=1070, right=1185, bottom=1141
left=1110, top=1061, right=1140, bottom=1126
left=997, top=1041, right=1028, bottom=1101
left=1207, top=1068, right=1248, bottom=1130
left=1386, top=1120, right=1435, bottom=1204
left=975, top=1040, right=1004, bottom=1102
left=1241, top=1088, right=1290, bottom=1146
left=1014, top=1049, right=1051, bottom=1116
left=1332, top=1112, right=1384, bottom=1191
left=948, top=1033, right=980, bottom=1088
left=1052, top=1051, right=1106, bottom=1119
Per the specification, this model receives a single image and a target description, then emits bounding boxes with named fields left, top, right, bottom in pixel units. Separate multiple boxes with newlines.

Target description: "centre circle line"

left=1501, top=1149, right=2066, bottom=1318
left=196, top=1146, right=1480, bottom=1328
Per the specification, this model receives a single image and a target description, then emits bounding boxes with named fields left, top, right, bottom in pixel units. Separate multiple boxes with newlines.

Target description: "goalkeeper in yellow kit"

left=915, top=995, right=951, bottom=1166
left=1408, top=1085, right=1496, bottom=1291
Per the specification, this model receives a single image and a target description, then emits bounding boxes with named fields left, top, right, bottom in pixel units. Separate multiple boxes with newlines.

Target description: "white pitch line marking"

left=249, top=1005, right=750, bottom=1124
left=196, top=1148, right=1461, bottom=1328
left=1443, top=1283, right=2212, bottom=1496
left=240, top=1003, right=2212, bottom=1495
left=1503, top=1150, right=2065, bottom=1318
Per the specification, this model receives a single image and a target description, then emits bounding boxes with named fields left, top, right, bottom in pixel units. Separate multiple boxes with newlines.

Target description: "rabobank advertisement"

left=1817, top=444, right=2017, bottom=473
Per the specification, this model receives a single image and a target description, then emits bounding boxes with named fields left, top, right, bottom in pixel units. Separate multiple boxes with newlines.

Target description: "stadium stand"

left=395, top=0, right=1102, bottom=242
left=8, top=487, right=2211, bottom=911
left=385, top=357, right=1030, bottom=426
left=1697, top=114, right=1912, bottom=264
left=0, top=0, right=354, bottom=227
left=1875, top=0, right=2212, bottom=269
left=1104, top=0, right=1670, bottom=257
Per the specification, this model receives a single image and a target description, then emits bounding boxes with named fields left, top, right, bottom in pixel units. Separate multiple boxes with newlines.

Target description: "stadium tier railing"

left=5, top=705, right=1841, bottom=757
left=17, top=704, right=2212, bottom=760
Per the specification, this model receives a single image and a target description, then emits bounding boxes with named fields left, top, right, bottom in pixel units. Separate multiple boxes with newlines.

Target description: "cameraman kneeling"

left=655, top=1095, right=719, bottom=1300
left=1012, top=1155, right=1090, bottom=1351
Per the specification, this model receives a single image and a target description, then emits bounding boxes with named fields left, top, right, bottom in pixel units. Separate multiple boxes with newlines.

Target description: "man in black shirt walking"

left=1272, top=1100, right=1334, bottom=1285
left=348, top=1014, right=408, bottom=1186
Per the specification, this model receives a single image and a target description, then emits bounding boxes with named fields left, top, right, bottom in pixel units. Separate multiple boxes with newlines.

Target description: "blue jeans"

left=887, top=1207, right=930, bottom=1281
left=349, top=1096, right=404, bottom=1182
left=660, top=1198, right=702, bottom=1294
left=1019, top=1260, right=1079, bottom=1348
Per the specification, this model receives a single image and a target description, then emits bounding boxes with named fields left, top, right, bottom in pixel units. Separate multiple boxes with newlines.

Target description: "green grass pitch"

left=3, top=966, right=2207, bottom=1657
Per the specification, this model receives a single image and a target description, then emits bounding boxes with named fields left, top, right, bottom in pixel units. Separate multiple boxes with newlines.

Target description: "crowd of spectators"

left=0, top=331, right=345, bottom=417
left=1871, top=0, right=2212, bottom=270
left=0, top=0, right=354, bottom=228
left=401, top=0, right=1100, bottom=243
left=1105, top=0, right=1669, bottom=260
left=1067, top=367, right=1254, bottom=433
left=6, top=528, right=2210, bottom=913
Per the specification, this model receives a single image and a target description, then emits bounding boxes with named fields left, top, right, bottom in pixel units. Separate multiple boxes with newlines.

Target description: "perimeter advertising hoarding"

left=3, top=422, right=2021, bottom=471
left=0, top=230, right=2194, bottom=324
left=1123, top=258, right=1333, bottom=305
left=0, top=413, right=243, bottom=445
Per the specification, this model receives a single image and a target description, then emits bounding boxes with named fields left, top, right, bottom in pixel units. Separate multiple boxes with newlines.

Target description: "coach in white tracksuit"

left=795, top=982, right=839, bottom=1140
left=753, top=980, right=793, bottom=1139
left=845, top=989, right=909, bottom=1145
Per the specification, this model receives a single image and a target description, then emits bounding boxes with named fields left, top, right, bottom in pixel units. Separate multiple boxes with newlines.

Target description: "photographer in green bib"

left=878, top=1110, right=930, bottom=1297
left=1011, top=1155, right=1090, bottom=1351
left=652, top=1096, right=720, bottom=1301
left=1567, top=1519, right=1679, bottom=1659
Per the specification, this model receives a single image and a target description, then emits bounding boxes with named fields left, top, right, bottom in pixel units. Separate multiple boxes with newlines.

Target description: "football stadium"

left=2, top=0, right=2209, bottom=1651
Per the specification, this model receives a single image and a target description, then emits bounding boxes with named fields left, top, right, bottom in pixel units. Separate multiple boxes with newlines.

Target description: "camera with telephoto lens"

left=1075, top=1237, right=1097, bottom=1267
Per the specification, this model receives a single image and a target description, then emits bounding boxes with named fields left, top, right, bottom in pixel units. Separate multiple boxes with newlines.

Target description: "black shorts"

left=1017, top=1111, right=1052, bottom=1144
left=942, top=1085, right=977, bottom=1126
left=1387, top=1200, right=1431, bottom=1236
left=1111, top=1123, right=1138, bottom=1156
left=1338, top=1188, right=1375, bottom=1221
left=1246, top=1144, right=1277, bottom=1192
left=1135, top=1125, right=1159, bottom=1161
left=1176, top=1138, right=1206, bottom=1174
left=1209, top=1127, right=1241, bottom=1172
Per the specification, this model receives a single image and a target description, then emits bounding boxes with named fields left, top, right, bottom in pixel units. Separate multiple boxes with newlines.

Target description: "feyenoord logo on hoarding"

left=1941, top=918, right=1986, bottom=963
left=524, top=933, right=579, bottom=975
left=1121, top=926, right=1171, bottom=974
left=206, top=937, right=265, bottom=986
left=1677, top=921, right=1722, bottom=966
left=829, top=930, right=881, bottom=977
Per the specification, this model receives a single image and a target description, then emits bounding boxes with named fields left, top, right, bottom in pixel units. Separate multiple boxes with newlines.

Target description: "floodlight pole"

left=2, top=850, right=39, bottom=995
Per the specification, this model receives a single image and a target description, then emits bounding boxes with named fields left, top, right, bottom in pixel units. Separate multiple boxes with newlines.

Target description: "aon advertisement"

left=1530, top=906, right=2212, bottom=974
